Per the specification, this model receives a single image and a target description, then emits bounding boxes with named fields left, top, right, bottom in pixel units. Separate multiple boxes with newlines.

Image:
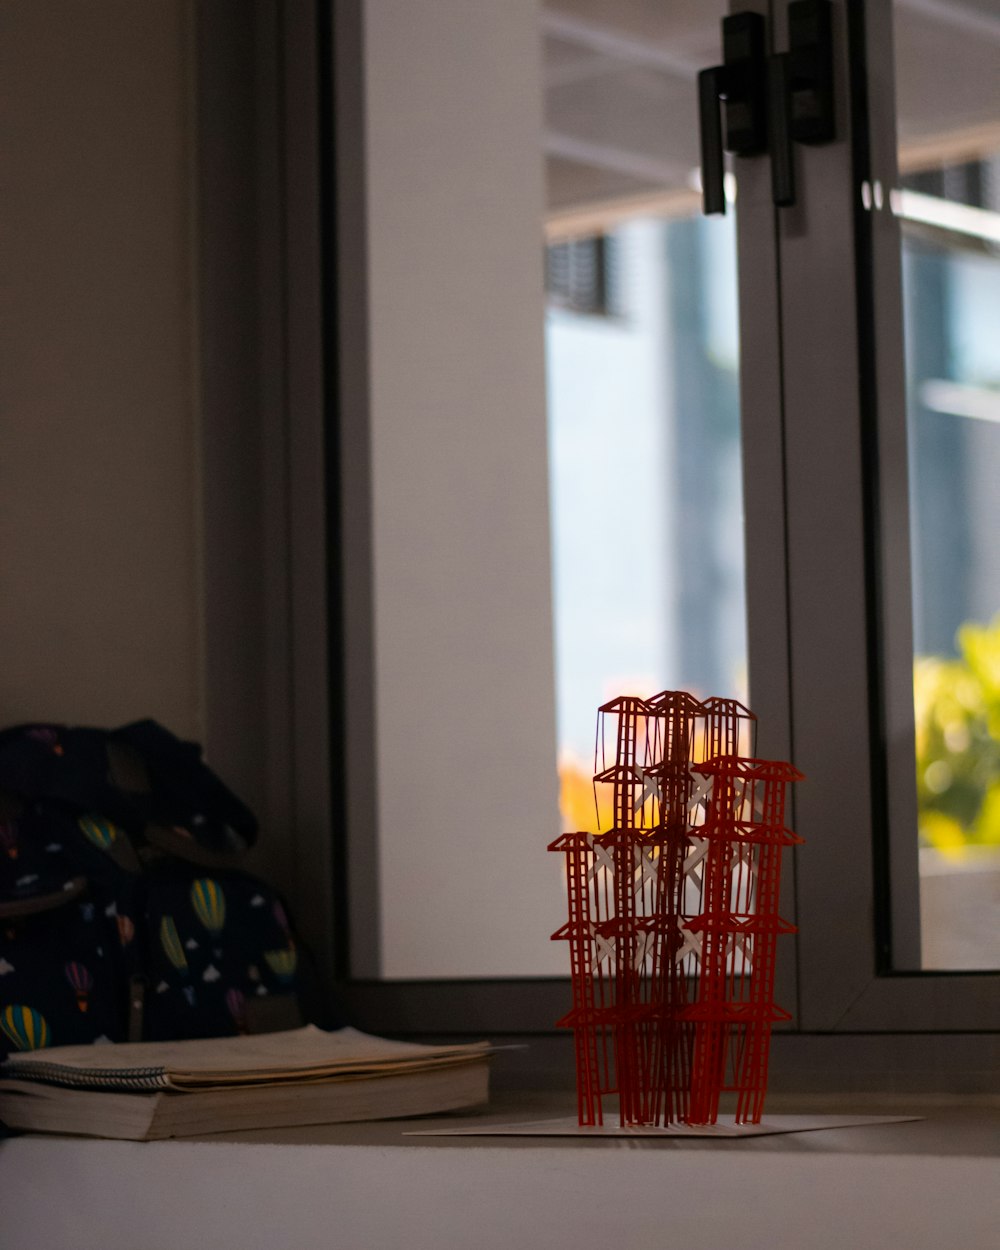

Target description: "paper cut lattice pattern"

left=549, top=691, right=803, bottom=1127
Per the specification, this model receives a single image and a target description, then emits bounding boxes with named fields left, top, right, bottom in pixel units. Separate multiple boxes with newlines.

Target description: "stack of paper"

left=0, top=1026, right=491, bottom=1140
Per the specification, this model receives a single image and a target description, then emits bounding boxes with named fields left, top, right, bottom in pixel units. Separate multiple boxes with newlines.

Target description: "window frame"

left=254, top=0, right=1000, bottom=1067
left=767, top=0, right=1000, bottom=1032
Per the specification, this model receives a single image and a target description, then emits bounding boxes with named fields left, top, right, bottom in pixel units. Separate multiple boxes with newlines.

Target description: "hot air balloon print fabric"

left=264, top=946, right=298, bottom=984
left=78, top=814, right=120, bottom=853
left=0, top=719, right=339, bottom=1065
left=226, top=987, right=248, bottom=1034
left=76, top=812, right=140, bottom=872
left=138, top=867, right=315, bottom=1042
left=159, top=916, right=188, bottom=974
left=190, top=878, right=226, bottom=935
left=0, top=821, right=17, bottom=861
left=65, top=961, right=93, bottom=1012
left=0, top=1004, right=49, bottom=1051
left=0, top=804, right=126, bottom=1051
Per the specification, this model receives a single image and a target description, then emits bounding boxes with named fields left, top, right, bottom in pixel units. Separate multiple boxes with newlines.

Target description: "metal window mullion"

left=732, top=0, right=802, bottom=1027
left=778, top=0, right=1000, bottom=1031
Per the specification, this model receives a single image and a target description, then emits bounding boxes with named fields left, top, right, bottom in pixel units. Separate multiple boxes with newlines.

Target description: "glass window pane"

left=546, top=214, right=747, bottom=829
left=544, top=0, right=748, bottom=834
left=902, top=210, right=1000, bottom=970
left=895, top=0, right=1000, bottom=969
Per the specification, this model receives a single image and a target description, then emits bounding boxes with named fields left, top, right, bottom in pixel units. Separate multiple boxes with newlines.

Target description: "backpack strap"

left=0, top=725, right=141, bottom=835
left=0, top=877, right=87, bottom=920
left=113, top=721, right=257, bottom=855
left=142, top=823, right=248, bottom=871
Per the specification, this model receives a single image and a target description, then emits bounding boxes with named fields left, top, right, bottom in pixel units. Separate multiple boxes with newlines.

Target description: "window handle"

left=768, top=1, right=836, bottom=208
left=768, top=51, right=795, bottom=206
left=698, top=65, right=727, bottom=216
left=698, top=2, right=835, bottom=215
left=697, top=12, right=768, bottom=216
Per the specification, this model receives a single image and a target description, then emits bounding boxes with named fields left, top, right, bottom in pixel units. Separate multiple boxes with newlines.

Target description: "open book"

left=0, top=1026, right=491, bottom=1140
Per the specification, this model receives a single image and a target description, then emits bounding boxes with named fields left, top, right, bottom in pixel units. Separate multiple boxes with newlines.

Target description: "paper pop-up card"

left=550, top=691, right=803, bottom=1128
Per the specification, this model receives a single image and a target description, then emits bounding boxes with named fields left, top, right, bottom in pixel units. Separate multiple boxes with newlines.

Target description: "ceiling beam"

left=897, top=0, right=1000, bottom=43
left=541, top=9, right=699, bottom=81
left=545, top=129, right=693, bottom=187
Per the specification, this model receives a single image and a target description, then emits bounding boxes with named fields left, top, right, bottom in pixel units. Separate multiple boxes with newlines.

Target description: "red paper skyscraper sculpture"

left=550, top=692, right=803, bottom=1127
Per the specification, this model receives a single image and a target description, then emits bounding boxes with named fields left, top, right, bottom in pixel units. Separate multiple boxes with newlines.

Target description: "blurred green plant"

left=914, top=613, right=1000, bottom=857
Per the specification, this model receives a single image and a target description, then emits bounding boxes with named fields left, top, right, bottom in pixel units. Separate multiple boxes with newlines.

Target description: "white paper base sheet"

left=406, top=1113, right=921, bottom=1139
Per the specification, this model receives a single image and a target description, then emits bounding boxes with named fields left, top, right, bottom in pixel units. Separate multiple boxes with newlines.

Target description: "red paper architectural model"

left=549, top=692, right=803, bottom=1127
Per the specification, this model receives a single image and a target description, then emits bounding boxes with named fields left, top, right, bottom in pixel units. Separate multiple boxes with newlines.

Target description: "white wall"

left=352, top=0, right=564, bottom=976
left=1, top=1, right=203, bottom=738
left=2, top=0, right=569, bottom=981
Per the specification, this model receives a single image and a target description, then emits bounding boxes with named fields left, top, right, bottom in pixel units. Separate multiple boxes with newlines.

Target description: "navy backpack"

left=0, top=720, right=332, bottom=1059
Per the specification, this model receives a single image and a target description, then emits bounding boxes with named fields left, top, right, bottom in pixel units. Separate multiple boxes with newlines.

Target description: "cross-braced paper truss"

left=549, top=692, right=803, bottom=1126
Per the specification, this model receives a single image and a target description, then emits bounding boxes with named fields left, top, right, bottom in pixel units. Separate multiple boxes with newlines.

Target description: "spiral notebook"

left=0, top=1026, right=491, bottom=1140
